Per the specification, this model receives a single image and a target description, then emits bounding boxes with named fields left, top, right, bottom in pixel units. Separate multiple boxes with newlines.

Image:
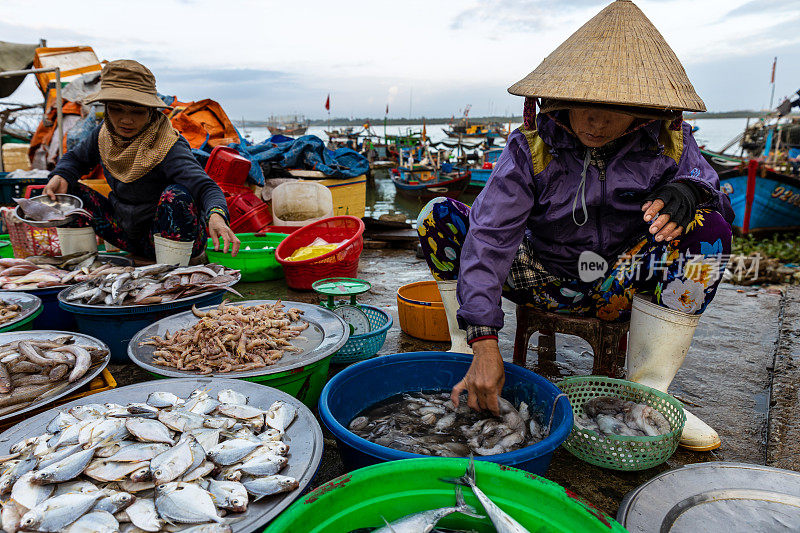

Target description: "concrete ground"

left=111, top=247, right=799, bottom=517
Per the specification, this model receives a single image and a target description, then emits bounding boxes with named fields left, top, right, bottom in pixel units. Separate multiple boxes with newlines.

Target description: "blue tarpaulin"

left=191, top=134, right=369, bottom=186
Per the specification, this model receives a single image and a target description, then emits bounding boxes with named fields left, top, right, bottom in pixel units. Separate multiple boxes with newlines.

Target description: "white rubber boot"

left=436, top=280, right=473, bottom=355
left=626, top=295, right=721, bottom=451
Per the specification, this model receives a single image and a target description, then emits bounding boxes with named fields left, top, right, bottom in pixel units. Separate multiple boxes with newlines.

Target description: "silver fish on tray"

left=0, top=387, right=299, bottom=532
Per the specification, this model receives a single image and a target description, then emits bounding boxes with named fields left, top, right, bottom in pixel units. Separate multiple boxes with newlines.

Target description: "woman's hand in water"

left=43, top=175, right=69, bottom=201
left=208, top=213, right=240, bottom=257
left=451, top=338, right=505, bottom=416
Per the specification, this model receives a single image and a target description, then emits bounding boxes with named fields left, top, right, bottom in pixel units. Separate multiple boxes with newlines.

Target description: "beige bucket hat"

left=508, top=0, right=705, bottom=113
left=85, top=60, right=167, bottom=108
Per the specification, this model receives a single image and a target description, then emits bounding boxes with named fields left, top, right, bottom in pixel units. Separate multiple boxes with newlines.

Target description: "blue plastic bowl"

left=318, top=351, right=573, bottom=476
left=30, top=286, right=77, bottom=331
left=58, top=290, right=226, bottom=363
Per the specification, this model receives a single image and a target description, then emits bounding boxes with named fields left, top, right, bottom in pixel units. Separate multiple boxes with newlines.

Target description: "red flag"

left=771, top=57, right=777, bottom=84
left=325, top=94, right=330, bottom=111
left=385, top=103, right=389, bottom=115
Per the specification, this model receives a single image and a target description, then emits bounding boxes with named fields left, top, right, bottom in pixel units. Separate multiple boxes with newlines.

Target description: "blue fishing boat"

left=465, top=148, right=504, bottom=192
left=702, top=149, right=800, bottom=234
left=390, top=165, right=470, bottom=201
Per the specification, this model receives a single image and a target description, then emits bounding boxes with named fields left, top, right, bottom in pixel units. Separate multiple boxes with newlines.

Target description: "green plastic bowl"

left=265, top=458, right=626, bottom=532
left=0, top=235, right=12, bottom=259
left=206, top=233, right=287, bottom=282
left=146, top=354, right=333, bottom=409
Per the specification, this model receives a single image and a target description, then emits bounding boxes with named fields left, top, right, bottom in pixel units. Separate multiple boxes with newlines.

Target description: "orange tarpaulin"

left=167, top=98, right=240, bottom=149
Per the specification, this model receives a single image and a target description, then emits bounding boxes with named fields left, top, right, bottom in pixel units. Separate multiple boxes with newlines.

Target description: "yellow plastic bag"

left=287, top=244, right=339, bottom=262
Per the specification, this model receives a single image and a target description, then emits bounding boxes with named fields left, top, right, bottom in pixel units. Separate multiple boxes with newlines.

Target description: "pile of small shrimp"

left=143, top=301, right=309, bottom=373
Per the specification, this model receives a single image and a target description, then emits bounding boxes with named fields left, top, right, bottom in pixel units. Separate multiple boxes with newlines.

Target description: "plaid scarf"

left=98, top=113, right=179, bottom=184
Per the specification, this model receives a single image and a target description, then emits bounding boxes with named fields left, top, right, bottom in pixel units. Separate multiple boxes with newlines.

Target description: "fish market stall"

left=0, top=378, right=323, bottom=532
left=128, top=300, right=349, bottom=407
left=0, top=331, right=110, bottom=422
left=57, top=264, right=241, bottom=362
left=0, top=253, right=133, bottom=330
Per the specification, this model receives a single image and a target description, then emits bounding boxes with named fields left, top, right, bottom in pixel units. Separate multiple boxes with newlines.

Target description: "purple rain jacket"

left=456, top=112, right=734, bottom=332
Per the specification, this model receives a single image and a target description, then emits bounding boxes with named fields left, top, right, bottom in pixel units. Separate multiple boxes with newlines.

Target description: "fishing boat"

left=443, top=106, right=509, bottom=140
left=465, top=147, right=504, bottom=192
left=702, top=149, right=800, bottom=234
left=267, top=115, right=308, bottom=137
left=390, top=165, right=470, bottom=201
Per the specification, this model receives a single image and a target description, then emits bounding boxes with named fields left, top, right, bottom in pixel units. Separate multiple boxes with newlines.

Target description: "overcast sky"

left=3, top=0, right=799, bottom=119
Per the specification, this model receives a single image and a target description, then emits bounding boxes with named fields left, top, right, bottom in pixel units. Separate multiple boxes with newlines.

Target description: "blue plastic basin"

left=31, top=286, right=77, bottom=331
left=318, top=351, right=573, bottom=476
left=58, top=290, right=226, bottom=363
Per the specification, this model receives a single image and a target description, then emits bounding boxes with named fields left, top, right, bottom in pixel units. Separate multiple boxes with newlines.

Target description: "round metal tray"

left=0, top=291, right=41, bottom=331
left=128, top=300, right=349, bottom=378
left=618, top=462, right=800, bottom=532
left=14, top=193, right=84, bottom=228
left=0, top=377, right=323, bottom=532
left=0, top=330, right=110, bottom=422
left=57, top=270, right=241, bottom=311
left=1, top=254, right=133, bottom=293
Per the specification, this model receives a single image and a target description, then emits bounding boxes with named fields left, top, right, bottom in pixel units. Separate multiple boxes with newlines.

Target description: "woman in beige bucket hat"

left=44, top=59, right=239, bottom=260
left=417, top=0, right=734, bottom=450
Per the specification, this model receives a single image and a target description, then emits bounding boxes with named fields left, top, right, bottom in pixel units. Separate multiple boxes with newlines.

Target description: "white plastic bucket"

left=56, top=227, right=98, bottom=255
left=153, top=234, right=193, bottom=266
left=271, top=181, right=333, bottom=227
left=626, top=295, right=701, bottom=389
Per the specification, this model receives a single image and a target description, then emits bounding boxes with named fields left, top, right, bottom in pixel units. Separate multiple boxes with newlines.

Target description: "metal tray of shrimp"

left=0, top=291, right=42, bottom=332
left=0, top=377, right=324, bottom=532
left=0, top=330, right=110, bottom=422
left=127, top=300, right=349, bottom=378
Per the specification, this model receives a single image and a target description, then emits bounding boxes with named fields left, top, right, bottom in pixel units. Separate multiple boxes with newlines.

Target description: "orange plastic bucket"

left=396, top=281, right=450, bottom=342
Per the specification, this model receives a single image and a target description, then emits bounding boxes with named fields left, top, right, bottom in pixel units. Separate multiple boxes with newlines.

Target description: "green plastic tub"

left=0, top=292, right=43, bottom=333
left=146, top=355, right=333, bottom=409
left=265, top=458, right=626, bottom=532
left=205, top=233, right=287, bottom=282
left=0, top=234, right=11, bottom=259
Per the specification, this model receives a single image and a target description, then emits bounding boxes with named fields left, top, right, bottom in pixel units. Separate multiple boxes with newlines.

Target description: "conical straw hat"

left=508, top=0, right=705, bottom=112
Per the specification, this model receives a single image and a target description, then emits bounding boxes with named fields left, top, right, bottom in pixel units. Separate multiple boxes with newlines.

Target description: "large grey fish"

left=237, top=453, right=287, bottom=477
left=1, top=500, right=23, bottom=533
left=155, top=482, right=225, bottom=524
left=10, top=471, right=54, bottom=510
left=264, top=401, right=297, bottom=433
left=217, top=389, right=247, bottom=405
left=64, top=510, right=119, bottom=533
left=92, top=490, right=135, bottom=514
left=373, top=486, right=483, bottom=533
left=19, top=491, right=105, bottom=532
left=207, top=479, right=248, bottom=512
left=125, top=418, right=174, bottom=445
left=123, top=497, right=163, bottom=532
left=30, top=444, right=97, bottom=484
left=442, top=458, right=530, bottom=533
left=107, top=442, right=170, bottom=462
left=0, top=454, right=38, bottom=493
left=206, top=438, right=261, bottom=466
left=146, top=392, right=184, bottom=408
left=150, top=440, right=193, bottom=484
left=242, top=475, right=299, bottom=501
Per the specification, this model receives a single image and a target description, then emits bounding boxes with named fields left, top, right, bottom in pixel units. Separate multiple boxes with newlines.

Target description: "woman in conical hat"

left=417, top=0, right=733, bottom=450
left=44, top=59, right=239, bottom=260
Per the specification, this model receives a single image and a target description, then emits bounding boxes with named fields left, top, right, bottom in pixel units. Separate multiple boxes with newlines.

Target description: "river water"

left=242, top=118, right=748, bottom=223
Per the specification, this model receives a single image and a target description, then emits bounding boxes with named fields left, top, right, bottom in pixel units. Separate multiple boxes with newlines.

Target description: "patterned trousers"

left=70, top=183, right=207, bottom=259
left=417, top=197, right=732, bottom=327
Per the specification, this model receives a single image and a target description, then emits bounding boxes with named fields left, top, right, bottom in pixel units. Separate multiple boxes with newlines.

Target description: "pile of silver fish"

left=63, top=264, right=241, bottom=306
left=348, top=392, right=544, bottom=457
left=144, top=301, right=308, bottom=374
left=0, top=388, right=300, bottom=532
left=350, top=458, right=530, bottom=533
left=13, top=198, right=91, bottom=224
left=0, top=253, right=119, bottom=290
left=0, top=335, right=107, bottom=417
left=573, top=396, right=672, bottom=437
left=0, top=302, right=21, bottom=326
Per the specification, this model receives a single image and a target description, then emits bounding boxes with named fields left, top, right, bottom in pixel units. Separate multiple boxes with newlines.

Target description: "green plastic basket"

left=205, top=232, right=287, bottom=282
left=556, top=376, right=685, bottom=471
left=332, top=304, right=392, bottom=364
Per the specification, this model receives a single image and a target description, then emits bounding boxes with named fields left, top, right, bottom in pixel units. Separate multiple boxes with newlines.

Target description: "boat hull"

left=702, top=150, right=800, bottom=233
left=391, top=171, right=470, bottom=201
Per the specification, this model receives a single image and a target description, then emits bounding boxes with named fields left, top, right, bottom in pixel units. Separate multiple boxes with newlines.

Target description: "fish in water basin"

left=13, top=198, right=92, bottom=223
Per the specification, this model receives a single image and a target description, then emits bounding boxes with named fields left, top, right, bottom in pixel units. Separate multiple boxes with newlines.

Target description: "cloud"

left=450, top=0, right=604, bottom=31
left=387, top=86, right=399, bottom=105
left=724, top=0, right=800, bottom=18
